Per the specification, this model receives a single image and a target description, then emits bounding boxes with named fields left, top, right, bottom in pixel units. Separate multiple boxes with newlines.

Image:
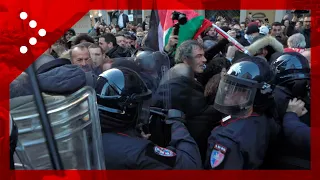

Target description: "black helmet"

left=270, top=52, right=310, bottom=86
left=134, top=51, right=157, bottom=74
left=133, top=50, right=170, bottom=88
left=214, top=57, right=275, bottom=117
left=95, top=67, right=152, bottom=132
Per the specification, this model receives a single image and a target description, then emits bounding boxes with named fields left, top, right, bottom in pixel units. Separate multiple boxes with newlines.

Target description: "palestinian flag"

left=144, top=9, right=212, bottom=52
left=159, top=10, right=212, bottom=50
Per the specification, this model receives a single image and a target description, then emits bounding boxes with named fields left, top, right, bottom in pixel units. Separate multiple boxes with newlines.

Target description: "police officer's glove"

left=286, top=98, right=308, bottom=117
left=165, top=109, right=186, bottom=124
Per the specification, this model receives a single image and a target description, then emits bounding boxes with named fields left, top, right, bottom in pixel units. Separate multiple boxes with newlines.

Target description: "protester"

left=10, top=54, right=87, bottom=99
left=98, top=33, right=131, bottom=58
left=70, top=43, right=94, bottom=72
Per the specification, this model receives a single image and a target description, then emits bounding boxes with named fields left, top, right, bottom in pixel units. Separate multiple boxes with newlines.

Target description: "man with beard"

left=270, top=22, right=288, bottom=45
left=202, top=27, right=217, bottom=41
left=124, top=33, right=137, bottom=55
left=301, top=14, right=311, bottom=48
left=99, top=33, right=131, bottom=58
left=154, top=40, right=222, bottom=163
left=115, top=33, right=126, bottom=48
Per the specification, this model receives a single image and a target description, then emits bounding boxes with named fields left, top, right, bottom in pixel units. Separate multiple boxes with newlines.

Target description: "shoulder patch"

left=154, top=146, right=176, bottom=157
left=210, top=143, right=227, bottom=168
left=145, top=144, right=177, bottom=167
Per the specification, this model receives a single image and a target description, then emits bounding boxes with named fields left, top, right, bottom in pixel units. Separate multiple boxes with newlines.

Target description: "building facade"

left=71, top=10, right=288, bottom=34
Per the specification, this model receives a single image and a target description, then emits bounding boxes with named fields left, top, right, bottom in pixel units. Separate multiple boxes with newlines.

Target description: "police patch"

left=210, top=143, right=227, bottom=168
left=154, top=146, right=176, bottom=157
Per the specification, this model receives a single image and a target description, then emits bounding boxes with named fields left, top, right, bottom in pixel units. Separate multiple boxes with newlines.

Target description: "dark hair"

left=115, top=33, right=125, bottom=37
left=88, top=43, right=104, bottom=54
left=220, top=26, right=231, bottom=32
left=74, top=34, right=95, bottom=45
left=272, top=22, right=282, bottom=27
left=124, top=33, right=136, bottom=41
left=80, top=42, right=94, bottom=48
left=100, top=33, right=117, bottom=46
left=66, top=29, right=76, bottom=36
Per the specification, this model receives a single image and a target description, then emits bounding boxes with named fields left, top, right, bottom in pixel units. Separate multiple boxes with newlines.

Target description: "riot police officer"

left=271, top=52, right=310, bottom=126
left=95, top=67, right=202, bottom=169
left=205, top=57, right=280, bottom=169
left=264, top=52, right=310, bottom=169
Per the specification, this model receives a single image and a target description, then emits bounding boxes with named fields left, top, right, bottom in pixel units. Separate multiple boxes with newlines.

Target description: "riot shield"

left=132, top=51, right=172, bottom=147
left=133, top=51, right=171, bottom=102
left=10, top=86, right=105, bottom=170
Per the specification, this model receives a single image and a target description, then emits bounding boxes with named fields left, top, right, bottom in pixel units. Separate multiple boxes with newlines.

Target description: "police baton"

left=26, top=63, right=64, bottom=170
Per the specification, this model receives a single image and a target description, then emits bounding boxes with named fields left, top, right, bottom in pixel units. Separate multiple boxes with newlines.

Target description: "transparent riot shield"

left=132, top=51, right=172, bottom=147
left=10, top=86, right=105, bottom=170
left=133, top=51, right=171, bottom=101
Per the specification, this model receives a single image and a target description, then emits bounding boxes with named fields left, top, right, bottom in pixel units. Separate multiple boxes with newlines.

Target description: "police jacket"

left=283, top=112, right=310, bottom=153
left=102, top=119, right=202, bottom=169
left=261, top=86, right=311, bottom=169
left=205, top=114, right=279, bottom=169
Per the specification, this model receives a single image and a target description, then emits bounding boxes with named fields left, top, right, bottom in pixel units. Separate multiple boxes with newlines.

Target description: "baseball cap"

left=259, top=26, right=269, bottom=35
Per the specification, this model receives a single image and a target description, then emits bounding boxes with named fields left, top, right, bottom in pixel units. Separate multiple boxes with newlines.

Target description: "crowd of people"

left=9, top=10, right=311, bottom=170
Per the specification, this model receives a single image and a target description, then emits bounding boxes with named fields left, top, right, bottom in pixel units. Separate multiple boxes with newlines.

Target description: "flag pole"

left=212, top=24, right=252, bottom=56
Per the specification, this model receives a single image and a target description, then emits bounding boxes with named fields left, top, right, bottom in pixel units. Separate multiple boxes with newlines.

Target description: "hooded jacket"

left=10, top=58, right=87, bottom=98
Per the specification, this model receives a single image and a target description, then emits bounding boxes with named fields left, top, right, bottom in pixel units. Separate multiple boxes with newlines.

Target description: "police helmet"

left=95, top=67, right=152, bottom=132
left=134, top=50, right=157, bottom=73
left=214, top=57, right=275, bottom=117
left=270, top=52, right=310, bottom=86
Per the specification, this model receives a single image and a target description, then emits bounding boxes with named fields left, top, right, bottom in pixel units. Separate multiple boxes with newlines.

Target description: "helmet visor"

left=214, top=75, right=257, bottom=117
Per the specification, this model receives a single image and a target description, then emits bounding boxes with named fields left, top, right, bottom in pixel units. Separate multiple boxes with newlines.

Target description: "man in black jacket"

left=154, top=40, right=222, bottom=163
left=117, top=10, right=129, bottom=29
left=99, top=33, right=131, bottom=58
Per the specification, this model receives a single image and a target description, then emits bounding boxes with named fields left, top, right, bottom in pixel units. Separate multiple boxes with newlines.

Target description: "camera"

left=171, top=11, right=188, bottom=25
left=171, top=11, right=188, bottom=36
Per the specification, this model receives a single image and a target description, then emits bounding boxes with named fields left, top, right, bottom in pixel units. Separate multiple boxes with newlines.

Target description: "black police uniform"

left=102, top=119, right=202, bottom=169
left=205, top=57, right=280, bottom=170
left=205, top=114, right=279, bottom=169
left=263, top=52, right=311, bottom=169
